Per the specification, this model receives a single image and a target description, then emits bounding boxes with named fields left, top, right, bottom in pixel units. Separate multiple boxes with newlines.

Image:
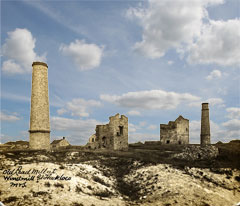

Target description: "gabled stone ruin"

left=51, top=137, right=70, bottom=149
left=87, top=113, right=128, bottom=150
left=160, top=115, right=189, bottom=145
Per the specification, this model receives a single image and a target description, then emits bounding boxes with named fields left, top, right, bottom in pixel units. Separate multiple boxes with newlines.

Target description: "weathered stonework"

left=51, top=137, right=70, bottom=149
left=160, top=115, right=189, bottom=145
left=87, top=113, right=128, bottom=150
left=201, top=103, right=211, bottom=145
left=29, top=62, right=50, bottom=150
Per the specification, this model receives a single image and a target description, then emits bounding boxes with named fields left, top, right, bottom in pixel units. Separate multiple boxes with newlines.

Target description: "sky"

left=1, top=0, right=240, bottom=145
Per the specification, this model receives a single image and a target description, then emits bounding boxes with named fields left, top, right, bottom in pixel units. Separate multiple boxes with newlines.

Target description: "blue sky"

left=1, top=0, right=240, bottom=145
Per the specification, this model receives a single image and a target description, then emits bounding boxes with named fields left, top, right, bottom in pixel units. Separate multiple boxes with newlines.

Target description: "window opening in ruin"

left=186, top=128, right=188, bottom=132
left=178, top=141, right=181, bottom=145
left=166, top=140, right=170, bottom=144
left=119, top=126, right=124, bottom=135
left=102, top=136, right=107, bottom=148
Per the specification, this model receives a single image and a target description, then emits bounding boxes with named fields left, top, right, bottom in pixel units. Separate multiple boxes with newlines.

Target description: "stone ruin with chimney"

left=26, top=62, right=211, bottom=151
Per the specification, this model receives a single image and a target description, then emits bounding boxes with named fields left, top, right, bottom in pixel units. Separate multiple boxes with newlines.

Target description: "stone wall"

left=57, top=139, right=70, bottom=147
left=87, top=113, right=128, bottom=150
left=29, top=132, right=50, bottom=149
left=160, top=115, right=189, bottom=145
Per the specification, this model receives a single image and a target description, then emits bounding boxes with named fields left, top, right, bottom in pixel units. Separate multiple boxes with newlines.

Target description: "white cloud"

left=2, top=60, right=24, bottom=74
left=188, top=107, right=240, bottom=142
left=0, top=111, right=20, bottom=122
left=100, top=89, right=200, bottom=110
left=129, top=121, right=150, bottom=134
left=222, top=119, right=240, bottom=131
left=1, top=92, right=30, bottom=102
left=58, top=98, right=102, bottom=117
left=190, top=120, right=228, bottom=143
left=222, top=119, right=240, bottom=139
left=127, top=1, right=240, bottom=66
left=20, top=131, right=29, bottom=140
left=59, top=39, right=104, bottom=71
left=139, top=121, right=147, bottom=127
left=206, top=69, right=222, bottom=80
left=129, top=123, right=138, bottom=133
left=167, top=60, right=174, bottom=65
left=1, top=28, right=46, bottom=74
left=129, top=132, right=159, bottom=143
left=207, top=98, right=225, bottom=107
left=188, top=19, right=240, bottom=66
left=217, top=87, right=228, bottom=95
left=147, top=124, right=157, bottom=130
left=189, top=120, right=201, bottom=143
left=188, top=97, right=224, bottom=108
left=127, top=110, right=141, bottom=116
left=57, top=108, right=67, bottom=115
left=51, top=116, right=102, bottom=144
left=226, top=107, right=240, bottom=119
left=127, top=0, right=223, bottom=59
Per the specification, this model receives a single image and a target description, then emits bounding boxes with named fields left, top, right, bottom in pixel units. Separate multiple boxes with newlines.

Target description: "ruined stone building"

left=29, top=62, right=50, bottom=150
left=87, top=113, right=128, bottom=150
left=160, top=115, right=189, bottom=144
left=88, top=134, right=96, bottom=143
left=51, top=137, right=70, bottom=149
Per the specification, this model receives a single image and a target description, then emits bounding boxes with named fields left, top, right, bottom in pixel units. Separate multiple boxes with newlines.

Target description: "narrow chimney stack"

left=200, top=103, right=211, bottom=145
left=29, top=62, right=50, bottom=150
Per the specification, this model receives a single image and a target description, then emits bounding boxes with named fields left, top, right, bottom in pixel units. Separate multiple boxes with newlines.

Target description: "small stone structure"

left=160, top=115, right=189, bottom=144
left=51, top=137, right=70, bottom=149
left=29, top=62, right=50, bottom=150
left=87, top=113, right=128, bottom=150
left=88, top=134, right=96, bottom=143
left=200, top=103, right=211, bottom=145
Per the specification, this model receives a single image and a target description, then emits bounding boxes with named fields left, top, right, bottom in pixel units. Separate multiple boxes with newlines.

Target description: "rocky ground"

left=0, top=142, right=240, bottom=206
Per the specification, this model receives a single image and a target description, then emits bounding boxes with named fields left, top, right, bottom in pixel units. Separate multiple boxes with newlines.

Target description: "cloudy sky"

left=1, top=0, right=240, bottom=145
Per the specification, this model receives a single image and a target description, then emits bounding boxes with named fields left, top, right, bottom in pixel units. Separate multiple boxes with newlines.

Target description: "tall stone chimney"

left=200, top=103, right=211, bottom=145
left=29, top=62, right=50, bottom=150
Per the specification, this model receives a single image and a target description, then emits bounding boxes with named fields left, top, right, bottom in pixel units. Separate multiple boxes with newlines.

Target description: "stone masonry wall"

left=29, top=132, right=50, bottom=150
left=88, top=114, right=128, bottom=150
left=109, top=114, right=128, bottom=150
left=160, top=116, right=189, bottom=145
